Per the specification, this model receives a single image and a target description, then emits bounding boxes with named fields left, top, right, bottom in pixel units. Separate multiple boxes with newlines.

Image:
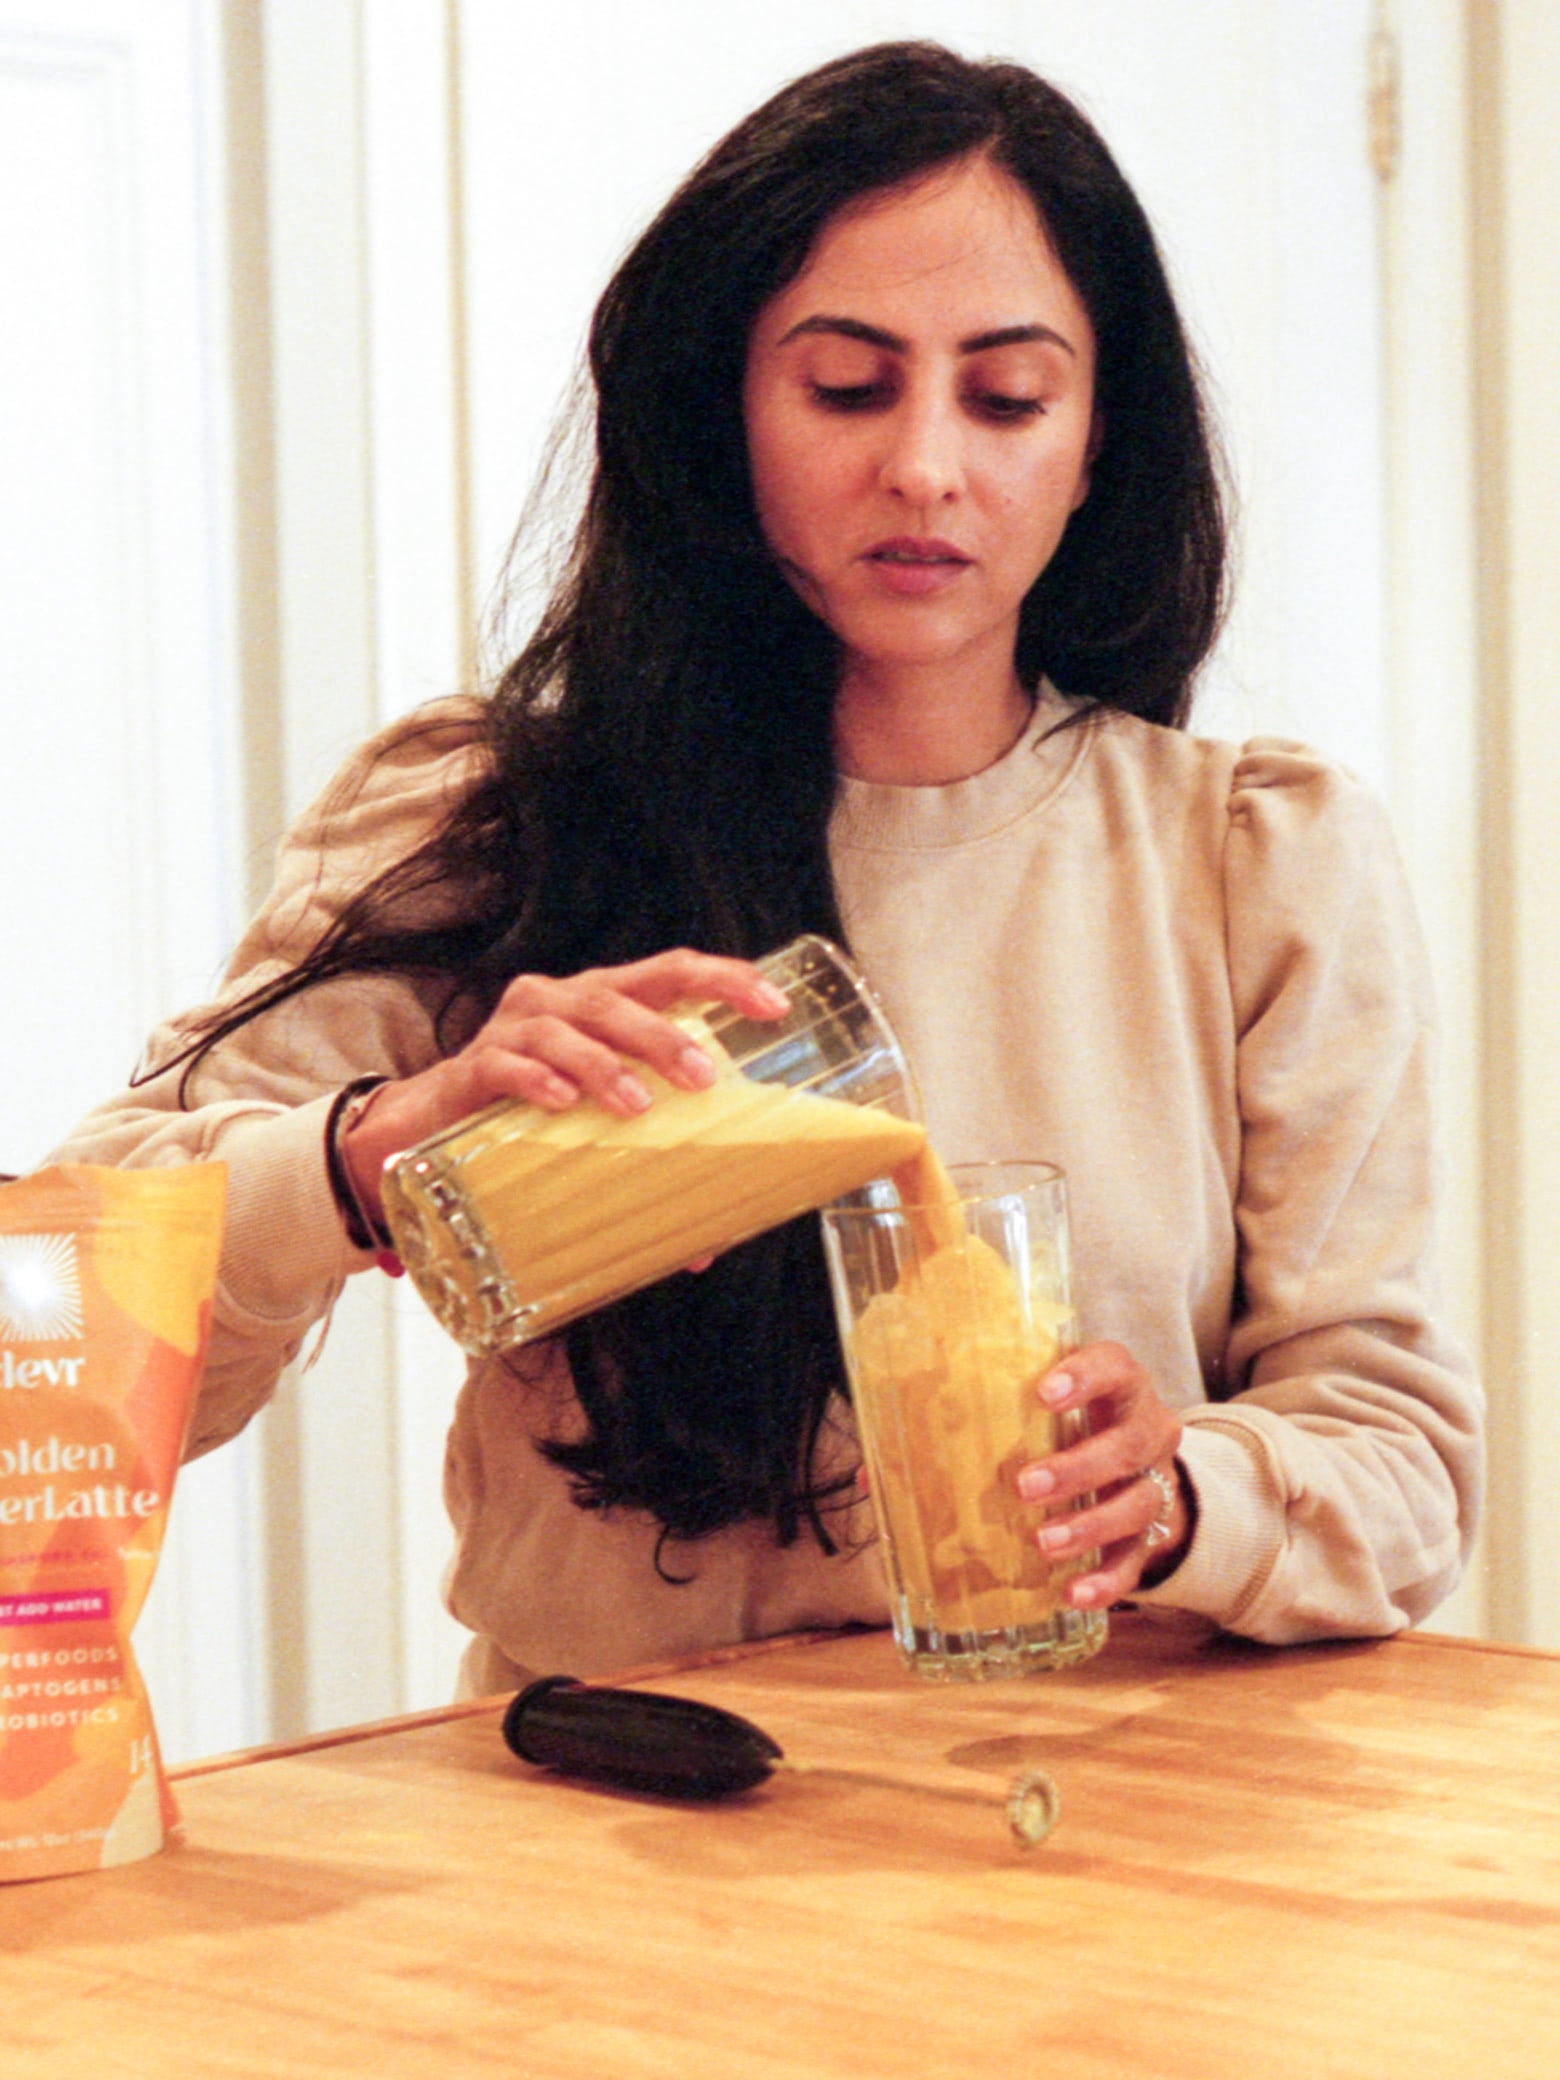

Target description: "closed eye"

left=969, top=393, right=1045, bottom=423
left=806, top=381, right=1048, bottom=423
left=809, top=380, right=891, bottom=412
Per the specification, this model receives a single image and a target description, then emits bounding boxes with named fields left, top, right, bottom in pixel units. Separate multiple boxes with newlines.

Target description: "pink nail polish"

left=678, top=1046, right=718, bottom=1089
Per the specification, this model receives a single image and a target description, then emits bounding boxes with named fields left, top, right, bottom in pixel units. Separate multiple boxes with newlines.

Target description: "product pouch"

left=0, top=1163, right=225, bottom=1881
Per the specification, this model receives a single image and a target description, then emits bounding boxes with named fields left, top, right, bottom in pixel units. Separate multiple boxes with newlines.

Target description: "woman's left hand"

left=1015, top=1341, right=1191, bottom=1608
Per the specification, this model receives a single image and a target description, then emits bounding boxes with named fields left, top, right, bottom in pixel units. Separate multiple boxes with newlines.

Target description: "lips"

left=860, top=536, right=973, bottom=598
left=863, top=536, right=971, bottom=567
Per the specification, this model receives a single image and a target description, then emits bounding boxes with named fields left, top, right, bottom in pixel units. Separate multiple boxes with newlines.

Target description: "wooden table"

left=5, top=1612, right=1560, bottom=2079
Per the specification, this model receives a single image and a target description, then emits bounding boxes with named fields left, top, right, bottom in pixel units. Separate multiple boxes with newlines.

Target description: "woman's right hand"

left=339, top=949, right=792, bottom=1227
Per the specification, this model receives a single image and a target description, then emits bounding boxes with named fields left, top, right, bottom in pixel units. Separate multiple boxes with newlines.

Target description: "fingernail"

left=676, top=1045, right=718, bottom=1089
left=1039, top=1524, right=1071, bottom=1553
left=1041, top=1371, right=1076, bottom=1407
left=612, top=1073, right=653, bottom=1113
left=536, top=1073, right=577, bottom=1107
left=1018, top=1467, right=1055, bottom=1501
left=753, top=983, right=791, bottom=1015
left=1070, top=1579, right=1101, bottom=1607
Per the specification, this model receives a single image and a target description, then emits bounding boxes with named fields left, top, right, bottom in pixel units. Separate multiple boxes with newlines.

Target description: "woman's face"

left=743, top=154, right=1099, bottom=686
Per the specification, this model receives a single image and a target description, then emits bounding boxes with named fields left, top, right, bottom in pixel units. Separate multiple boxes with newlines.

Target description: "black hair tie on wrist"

left=324, top=1075, right=394, bottom=1253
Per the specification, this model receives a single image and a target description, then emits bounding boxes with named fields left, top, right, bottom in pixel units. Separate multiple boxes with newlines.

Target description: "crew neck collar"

left=830, top=681, right=1094, bottom=851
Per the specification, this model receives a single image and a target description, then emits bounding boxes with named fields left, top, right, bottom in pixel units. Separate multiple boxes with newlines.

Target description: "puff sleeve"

left=45, top=699, right=489, bottom=1456
left=1136, top=741, right=1483, bottom=1642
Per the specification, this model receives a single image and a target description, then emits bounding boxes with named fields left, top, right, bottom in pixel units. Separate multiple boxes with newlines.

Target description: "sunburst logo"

left=0, top=1234, right=84, bottom=1342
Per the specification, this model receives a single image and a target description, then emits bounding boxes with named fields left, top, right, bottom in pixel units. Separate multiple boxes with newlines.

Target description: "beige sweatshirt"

left=50, top=691, right=1483, bottom=1680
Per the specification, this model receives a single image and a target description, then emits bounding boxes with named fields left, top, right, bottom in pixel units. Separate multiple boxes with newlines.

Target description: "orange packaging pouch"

left=0, top=1162, right=225, bottom=1882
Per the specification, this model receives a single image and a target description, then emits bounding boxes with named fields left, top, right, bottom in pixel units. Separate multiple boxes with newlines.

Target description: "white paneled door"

left=0, top=0, right=265, bottom=1761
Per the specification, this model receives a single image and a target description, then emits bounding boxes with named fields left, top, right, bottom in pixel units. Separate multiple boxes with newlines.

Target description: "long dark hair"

left=171, top=43, right=1226, bottom=1555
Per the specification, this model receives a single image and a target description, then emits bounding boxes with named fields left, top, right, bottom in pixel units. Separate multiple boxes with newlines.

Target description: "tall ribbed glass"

left=822, top=1161, right=1107, bottom=1680
left=380, top=936, right=924, bottom=1355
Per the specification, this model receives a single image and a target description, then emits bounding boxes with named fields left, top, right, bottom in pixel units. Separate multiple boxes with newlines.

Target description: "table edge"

left=168, top=1618, right=1559, bottom=1781
left=169, top=1625, right=868, bottom=1780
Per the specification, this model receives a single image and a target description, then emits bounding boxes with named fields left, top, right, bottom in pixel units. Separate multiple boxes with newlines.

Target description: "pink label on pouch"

left=0, top=1589, right=110, bottom=1626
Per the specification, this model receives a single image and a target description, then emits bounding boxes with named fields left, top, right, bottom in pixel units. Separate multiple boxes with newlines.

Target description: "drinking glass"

left=821, top=1161, right=1107, bottom=1680
left=381, top=935, right=923, bottom=1354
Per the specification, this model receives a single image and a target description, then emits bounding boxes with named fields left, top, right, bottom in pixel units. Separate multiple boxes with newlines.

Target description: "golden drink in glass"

left=822, top=1159, right=1107, bottom=1680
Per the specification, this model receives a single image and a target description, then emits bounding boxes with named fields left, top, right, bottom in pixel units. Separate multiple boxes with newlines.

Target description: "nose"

left=877, top=391, right=965, bottom=509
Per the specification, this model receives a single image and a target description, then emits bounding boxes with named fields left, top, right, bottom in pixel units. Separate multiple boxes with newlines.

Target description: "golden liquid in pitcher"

left=382, top=1015, right=927, bottom=1352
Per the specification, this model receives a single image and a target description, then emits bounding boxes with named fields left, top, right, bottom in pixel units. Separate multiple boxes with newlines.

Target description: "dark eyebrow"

left=961, top=323, right=1074, bottom=357
left=775, top=315, right=1076, bottom=357
left=777, top=315, right=906, bottom=350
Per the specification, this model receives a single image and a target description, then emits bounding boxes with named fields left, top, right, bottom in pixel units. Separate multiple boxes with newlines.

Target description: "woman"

left=56, top=43, right=1480, bottom=1686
